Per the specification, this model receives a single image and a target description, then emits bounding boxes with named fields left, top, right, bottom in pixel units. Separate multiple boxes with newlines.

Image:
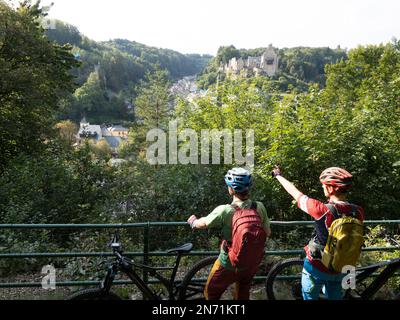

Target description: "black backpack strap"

left=326, top=203, right=359, bottom=219
left=349, top=204, right=359, bottom=217
left=325, top=203, right=340, bottom=219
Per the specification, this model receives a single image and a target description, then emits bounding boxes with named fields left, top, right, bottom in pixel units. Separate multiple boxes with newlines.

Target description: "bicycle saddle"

left=167, top=243, right=193, bottom=254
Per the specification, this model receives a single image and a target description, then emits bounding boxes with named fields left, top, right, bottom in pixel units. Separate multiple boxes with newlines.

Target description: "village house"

left=78, top=118, right=102, bottom=141
left=107, top=125, right=129, bottom=139
left=77, top=118, right=129, bottom=151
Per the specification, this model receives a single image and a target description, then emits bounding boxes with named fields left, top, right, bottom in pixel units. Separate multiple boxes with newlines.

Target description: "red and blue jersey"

left=297, top=194, right=365, bottom=273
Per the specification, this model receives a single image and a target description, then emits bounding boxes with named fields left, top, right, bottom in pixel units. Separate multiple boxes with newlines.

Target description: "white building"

left=78, top=118, right=102, bottom=141
left=77, top=118, right=128, bottom=150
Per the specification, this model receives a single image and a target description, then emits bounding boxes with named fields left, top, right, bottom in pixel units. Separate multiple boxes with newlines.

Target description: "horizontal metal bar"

left=274, top=272, right=400, bottom=281
left=0, top=279, right=165, bottom=289
left=0, top=222, right=183, bottom=229
left=263, top=246, right=400, bottom=256
left=0, top=220, right=398, bottom=229
left=363, top=220, right=400, bottom=225
left=0, top=251, right=219, bottom=259
left=362, top=247, right=399, bottom=252
left=0, top=246, right=396, bottom=259
left=5, top=271, right=400, bottom=289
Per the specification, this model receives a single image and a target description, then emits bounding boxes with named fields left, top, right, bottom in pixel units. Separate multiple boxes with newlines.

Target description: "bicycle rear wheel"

left=178, top=256, right=267, bottom=300
left=265, top=258, right=304, bottom=300
left=66, top=288, right=122, bottom=300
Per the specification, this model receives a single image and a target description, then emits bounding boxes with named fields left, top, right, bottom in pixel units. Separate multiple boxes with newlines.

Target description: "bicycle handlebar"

left=109, top=231, right=122, bottom=251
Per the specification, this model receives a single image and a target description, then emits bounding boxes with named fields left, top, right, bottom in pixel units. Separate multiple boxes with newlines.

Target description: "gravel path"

left=0, top=274, right=74, bottom=300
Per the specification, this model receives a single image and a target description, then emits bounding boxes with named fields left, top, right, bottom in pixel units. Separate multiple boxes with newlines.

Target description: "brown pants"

left=204, top=259, right=258, bottom=300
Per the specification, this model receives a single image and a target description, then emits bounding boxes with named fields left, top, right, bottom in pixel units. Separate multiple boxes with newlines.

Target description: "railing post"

left=142, top=222, right=150, bottom=300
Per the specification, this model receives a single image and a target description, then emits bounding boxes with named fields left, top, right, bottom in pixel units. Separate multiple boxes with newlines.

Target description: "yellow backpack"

left=321, top=204, right=364, bottom=273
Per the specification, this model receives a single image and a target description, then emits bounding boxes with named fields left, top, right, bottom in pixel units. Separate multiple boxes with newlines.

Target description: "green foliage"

left=0, top=141, right=118, bottom=275
left=74, top=72, right=106, bottom=114
left=278, top=46, right=347, bottom=87
left=118, top=162, right=227, bottom=222
left=179, top=43, right=400, bottom=220
left=54, top=120, right=78, bottom=145
left=122, top=68, right=173, bottom=156
left=360, top=225, right=400, bottom=298
left=44, top=24, right=211, bottom=123
left=134, top=68, right=173, bottom=129
left=108, top=160, right=228, bottom=251
left=88, top=140, right=112, bottom=161
left=0, top=1, right=80, bottom=171
left=197, top=45, right=347, bottom=91
left=216, top=45, right=240, bottom=64
left=108, top=39, right=211, bottom=79
left=0, top=145, right=114, bottom=226
left=45, top=19, right=82, bottom=46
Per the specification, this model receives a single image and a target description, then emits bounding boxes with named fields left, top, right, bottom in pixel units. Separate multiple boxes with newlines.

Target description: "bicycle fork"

left=100, top=264, right=117, bottom=293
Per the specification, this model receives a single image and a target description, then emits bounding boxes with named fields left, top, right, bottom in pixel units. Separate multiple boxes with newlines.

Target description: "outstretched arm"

left=272, top=167, right=303, bottom=201
left=187, top=215, right=207, bottom=229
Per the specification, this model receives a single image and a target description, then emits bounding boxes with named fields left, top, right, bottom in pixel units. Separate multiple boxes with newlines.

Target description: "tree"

left=216, top=45, right=240, bottom=65
left=119, top=67, right=173, bottom=157
left=134, top=67, right=172, bottom=129
left=88, top=139, right=112, bottom=160
left=54, top=120, right=78, bottom=145
left=45, top=19, right=82, bottom=46
left=0, top=0, right=80, bottom=171
left=74, top=71, right=107, bottom=117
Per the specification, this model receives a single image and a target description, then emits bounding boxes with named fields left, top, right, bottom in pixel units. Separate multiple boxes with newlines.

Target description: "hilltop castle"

left=221, top=45, right=279, bottom=77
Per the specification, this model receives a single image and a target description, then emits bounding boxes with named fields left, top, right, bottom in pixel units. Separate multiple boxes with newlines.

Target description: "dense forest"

left=1, top=0, right=399, bottom=298
left=46, top=21, right=350, bottom=124
left=197, top=44, right=348, bottom=91
left=45, top=19, right=212, bottom=123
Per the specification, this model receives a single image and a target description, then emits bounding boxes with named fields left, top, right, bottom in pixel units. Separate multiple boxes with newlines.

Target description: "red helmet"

left=319, top=167, right=353, bottom=191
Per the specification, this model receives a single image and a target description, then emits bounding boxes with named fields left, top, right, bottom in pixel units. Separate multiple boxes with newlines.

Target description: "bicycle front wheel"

left=178, top=256, right=217, bottom=300
left=265, top=258, right=304, bottom=300
left=66, top=288, right=122, bottom=300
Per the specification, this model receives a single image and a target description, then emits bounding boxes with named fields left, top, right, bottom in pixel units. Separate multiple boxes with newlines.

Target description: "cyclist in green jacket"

left=187, top=168, right=271, bottom=300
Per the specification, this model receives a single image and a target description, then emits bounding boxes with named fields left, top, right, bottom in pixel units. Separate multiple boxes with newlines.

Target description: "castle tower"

left=260, top=44, right=279, bottom=77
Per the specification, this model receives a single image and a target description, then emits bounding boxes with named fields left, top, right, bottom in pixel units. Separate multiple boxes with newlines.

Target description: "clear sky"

left=21, top=0, right=400, bottom=55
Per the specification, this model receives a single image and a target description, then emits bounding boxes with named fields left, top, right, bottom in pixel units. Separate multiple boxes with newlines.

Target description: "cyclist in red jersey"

left=272, top=166, right=365, bottom=300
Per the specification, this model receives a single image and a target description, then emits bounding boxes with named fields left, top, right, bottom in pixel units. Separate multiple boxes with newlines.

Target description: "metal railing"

left=0, top=220, right=399, bottom=289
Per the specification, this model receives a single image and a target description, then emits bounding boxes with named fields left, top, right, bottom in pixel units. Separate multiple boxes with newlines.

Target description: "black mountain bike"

left=65, top=232, right=266, bottom=300
left=65, top=232, right=213, bottom=300
left=265, top=238, right=400, bottom=300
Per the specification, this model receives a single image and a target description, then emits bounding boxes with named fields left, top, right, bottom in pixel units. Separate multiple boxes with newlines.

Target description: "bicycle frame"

left=351, top=257, right=400, bottom=299
left=100, top=250, right=185, bottom=300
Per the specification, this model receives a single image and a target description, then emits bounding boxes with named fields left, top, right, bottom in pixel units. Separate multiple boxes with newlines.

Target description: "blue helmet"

left=224, top=168, right=253, bottom=193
